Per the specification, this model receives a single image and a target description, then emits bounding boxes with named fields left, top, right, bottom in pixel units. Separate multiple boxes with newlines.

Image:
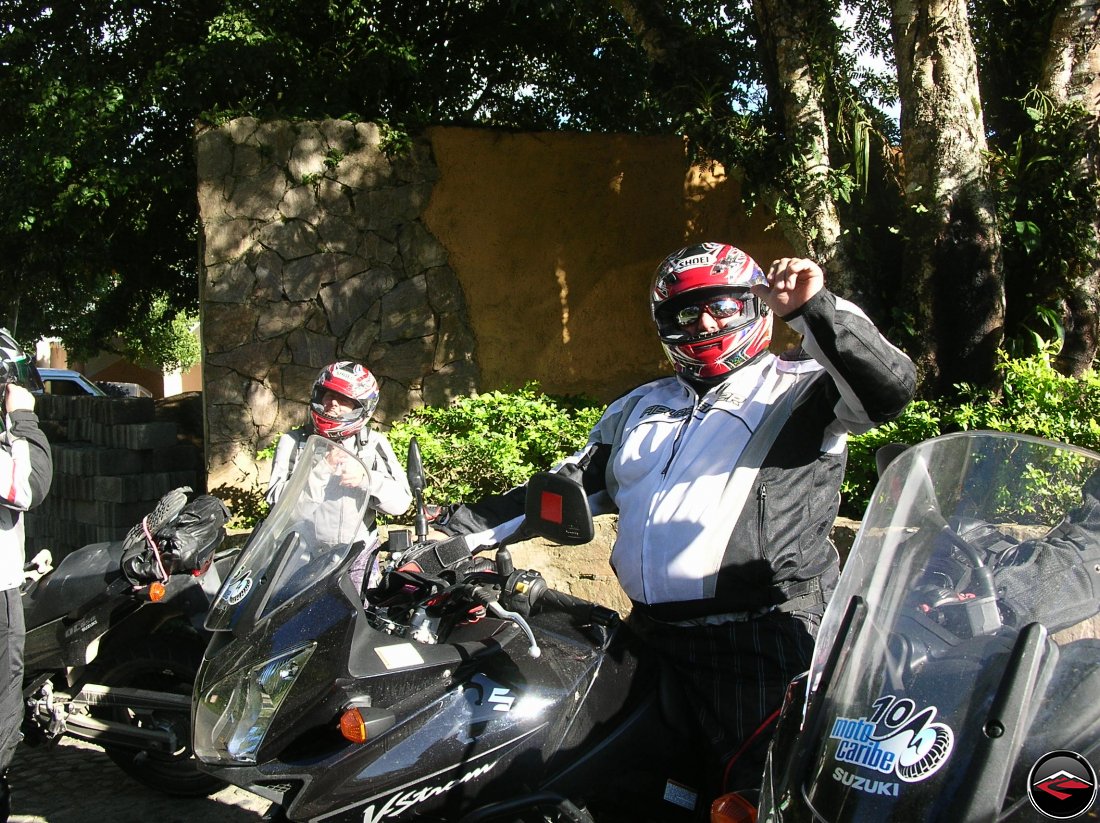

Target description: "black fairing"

left=199, top=559, right=650, bottom=823
left=22, top=540, right=219, bottom=671
left=197, top=436, right=707, bottom=822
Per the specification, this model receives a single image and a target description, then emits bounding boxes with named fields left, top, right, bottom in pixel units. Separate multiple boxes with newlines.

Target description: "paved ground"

left=8, top=736, right=272, bottom=823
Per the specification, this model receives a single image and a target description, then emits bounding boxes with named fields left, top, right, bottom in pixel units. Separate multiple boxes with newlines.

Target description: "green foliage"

left=386, top=383, right=605, bottom=506
left=115, top=294, right=200, bottom=372
left=3, top=0, right=1092, bottom=397
left=0, top=1, right=654, bottom=352
left=212, top=481, right=269, bottom=531
left=377, top=122, right=413, bottom=158
left=987, top=90, right=1100, bottom=355
left=841, top=346, right=1100, bottom=518
left=841, top=399, right=945, bottom=518
left=949, top=345, right=1100, bottom=448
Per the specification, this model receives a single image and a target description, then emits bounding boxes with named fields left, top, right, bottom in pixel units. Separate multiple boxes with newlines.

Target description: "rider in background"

left=432, top=244, right=915, bottom=799
left=267, top=361, right=411, bottom=561
left=0, top=329, right=52, bottom=822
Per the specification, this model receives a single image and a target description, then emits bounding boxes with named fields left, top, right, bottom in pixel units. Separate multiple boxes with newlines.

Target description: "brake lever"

left=485, top=600, right=541, bottom=658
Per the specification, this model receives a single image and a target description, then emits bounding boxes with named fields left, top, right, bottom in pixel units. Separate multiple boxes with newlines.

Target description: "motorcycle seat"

left=22, top=542, right=126, bottom=628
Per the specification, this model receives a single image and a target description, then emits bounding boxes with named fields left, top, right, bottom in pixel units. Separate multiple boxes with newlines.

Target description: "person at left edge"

left=0, top=329, right=53, bottom=823
left=266, top=361, right=412, bottom=550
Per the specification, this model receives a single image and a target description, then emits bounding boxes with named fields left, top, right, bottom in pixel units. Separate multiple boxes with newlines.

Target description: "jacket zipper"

left=660, top=398, right=700, bottom=476
left=757, top=482, right=768, bottom=546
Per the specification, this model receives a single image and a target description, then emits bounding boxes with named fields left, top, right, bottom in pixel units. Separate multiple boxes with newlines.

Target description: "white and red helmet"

left=309, top=361, right=380, bottom=441
left=650, top=243, right=772, bottom=379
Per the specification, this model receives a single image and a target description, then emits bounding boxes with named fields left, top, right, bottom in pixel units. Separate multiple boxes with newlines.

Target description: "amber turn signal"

left=339, top=707, right=369, bottom=744
left=711, top=792, right=757, bottom=823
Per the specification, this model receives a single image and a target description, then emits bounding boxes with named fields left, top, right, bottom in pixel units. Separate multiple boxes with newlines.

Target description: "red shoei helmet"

left=310, top=361, right=380, bottom=441
left=650, top=243, right=772, bottom=379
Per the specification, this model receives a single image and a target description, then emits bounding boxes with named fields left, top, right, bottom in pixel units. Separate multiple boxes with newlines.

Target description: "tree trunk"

left=892, top=0, right=1004, bottom=395
left=749, top=0, right=852, bottom=293
left=610, top=0, right=853, bottom=293
left=1039, top=0, right=1100, bottom=376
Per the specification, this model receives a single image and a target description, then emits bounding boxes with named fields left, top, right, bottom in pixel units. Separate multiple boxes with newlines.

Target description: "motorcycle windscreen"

left=206, top=436, right=372, bottom=632
left=783, top=431, right=1100, bottom=821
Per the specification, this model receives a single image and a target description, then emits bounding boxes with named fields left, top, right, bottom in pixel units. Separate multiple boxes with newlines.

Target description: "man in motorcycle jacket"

left=0, top=330, right=52, bottom=822
left=267, top=361, right=411, bottom=552
left=432, top=244, right=916, bottom=797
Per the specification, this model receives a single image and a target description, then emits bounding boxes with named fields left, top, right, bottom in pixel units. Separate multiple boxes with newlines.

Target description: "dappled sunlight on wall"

left=423, top=128, right=795, bottom=402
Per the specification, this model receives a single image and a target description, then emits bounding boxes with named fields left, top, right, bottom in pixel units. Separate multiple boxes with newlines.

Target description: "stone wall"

left=196, top=119, right=796, bottom=494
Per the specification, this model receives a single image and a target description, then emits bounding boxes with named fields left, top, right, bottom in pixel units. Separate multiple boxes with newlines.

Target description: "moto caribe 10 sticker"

left=829, top=693, right=954, bottom=783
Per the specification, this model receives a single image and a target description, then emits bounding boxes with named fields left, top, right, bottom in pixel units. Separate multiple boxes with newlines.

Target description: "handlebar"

left=480, top=582, right=620, bottom=659
left=535, top=588, right=620, bottom=628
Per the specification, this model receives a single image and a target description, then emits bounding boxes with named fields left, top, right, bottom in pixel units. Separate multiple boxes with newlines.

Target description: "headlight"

left=194, top=643, right=315, bottom=764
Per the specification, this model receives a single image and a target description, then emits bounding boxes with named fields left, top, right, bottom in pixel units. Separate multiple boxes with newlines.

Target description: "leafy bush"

left=841, top=345, right=1100, bottom=518
left=948, top=347, right=1100, bottom=448
left=840, top=398, right=945, bottom=518
left=225, top=351, right=1098, bottom=529
left=386, top=382, right=605, bottom=507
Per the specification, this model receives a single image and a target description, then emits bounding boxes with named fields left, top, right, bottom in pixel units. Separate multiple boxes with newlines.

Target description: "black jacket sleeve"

left=6, top=409, right=53, bottom=509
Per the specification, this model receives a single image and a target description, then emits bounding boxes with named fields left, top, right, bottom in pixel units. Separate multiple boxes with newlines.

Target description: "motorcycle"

left=21, top=486, right=237, bottom=797
left=711, top=430, right=1100, bottom=822
left=193, top=434, right=717, bottom=822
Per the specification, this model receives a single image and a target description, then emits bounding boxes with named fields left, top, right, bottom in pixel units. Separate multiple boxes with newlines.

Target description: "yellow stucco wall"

left=423, top=127, right=796, bottom=403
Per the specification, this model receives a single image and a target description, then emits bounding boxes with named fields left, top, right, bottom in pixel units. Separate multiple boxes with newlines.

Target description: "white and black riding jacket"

left=0, top=409, right=53, bottom=590
left=266, top=426, right=412, bottom=538
left=442, top=289, right=916, bottom=620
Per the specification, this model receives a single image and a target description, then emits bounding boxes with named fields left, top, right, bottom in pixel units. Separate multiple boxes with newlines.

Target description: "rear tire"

left=88, top=639, right=223, bottom=797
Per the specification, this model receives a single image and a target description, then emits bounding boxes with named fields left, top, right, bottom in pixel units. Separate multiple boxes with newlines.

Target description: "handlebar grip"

left=537, top=588, right=620, bottom=627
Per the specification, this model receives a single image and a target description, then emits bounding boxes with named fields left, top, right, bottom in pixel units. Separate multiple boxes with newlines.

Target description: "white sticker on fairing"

left=375, top=643, right=425, bottom=669
left=663, top=779, right=698, bottom=811
left=829, top=693, right=954, bottom=786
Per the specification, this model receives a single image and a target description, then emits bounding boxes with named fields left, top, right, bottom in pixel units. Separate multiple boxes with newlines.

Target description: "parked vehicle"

left=36, top=368, right=108, bottom=397
left=21, top=487, right=237, bottom=796
left=712, top=431, right=1100, bottom=822
left=96, top=380, right=154, bottom=398
left=193, top=435, right=716, bottom=822
left=34, top=367, right=155, bottom=399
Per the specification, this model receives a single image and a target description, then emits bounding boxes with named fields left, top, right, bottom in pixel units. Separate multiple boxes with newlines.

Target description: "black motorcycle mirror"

left=407, top=437, right=429, bottom=544
left=489, top=467, right=593, bottom=590
left=522, top=469, right=595, bottom=546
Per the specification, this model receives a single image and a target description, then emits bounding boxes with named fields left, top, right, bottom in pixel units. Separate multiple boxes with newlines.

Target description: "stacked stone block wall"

left=25, top=394, right=204, bottom=559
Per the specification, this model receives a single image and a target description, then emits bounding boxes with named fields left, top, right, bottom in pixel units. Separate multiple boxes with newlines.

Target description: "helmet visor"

left=673, top=296, right=749, bottom=327
left=310, top=397, right=365, bottom=423
left=656, top=289, right=762, bottom=342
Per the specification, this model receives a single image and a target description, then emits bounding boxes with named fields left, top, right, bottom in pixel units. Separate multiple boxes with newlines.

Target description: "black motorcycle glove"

left=396, top=536, right=473, bottom=576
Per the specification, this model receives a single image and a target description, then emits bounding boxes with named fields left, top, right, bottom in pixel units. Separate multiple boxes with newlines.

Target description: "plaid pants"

left=629, top=607, right=819, bottom=796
